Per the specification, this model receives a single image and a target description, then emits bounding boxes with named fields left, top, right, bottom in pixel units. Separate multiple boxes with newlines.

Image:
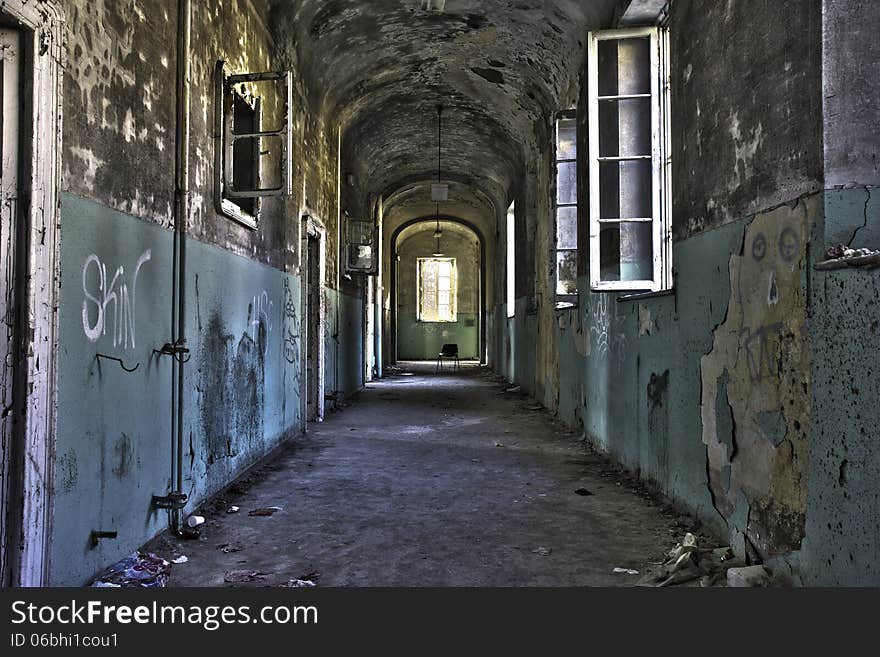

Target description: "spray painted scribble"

left=82, top=250, right=152, bottom=349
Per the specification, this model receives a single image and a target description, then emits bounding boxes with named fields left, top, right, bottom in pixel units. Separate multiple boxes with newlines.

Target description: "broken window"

left=588, top=27, right=672, bottom=292
left=214, top=62, right=293, bottom=229
left=418, top=258, right=457, bottom=323
left=554, top=111, right=578, bottom=305
left=346, top=216, right=378, bottom=274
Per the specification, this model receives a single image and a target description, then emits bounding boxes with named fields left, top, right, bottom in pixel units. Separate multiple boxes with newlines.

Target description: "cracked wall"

left=700, top=199, right=814, bottom=558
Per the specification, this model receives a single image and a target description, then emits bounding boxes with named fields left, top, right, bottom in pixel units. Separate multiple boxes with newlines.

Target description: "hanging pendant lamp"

left=432, top=105, right=444, bottom=256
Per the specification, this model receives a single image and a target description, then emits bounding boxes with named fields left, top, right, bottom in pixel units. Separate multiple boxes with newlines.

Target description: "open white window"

left=588, top=27, right=672, bottom=292
left=214, top=62, right=293, bottom=229
left=554, top=111, right=578, bottom=304
left=418, top=258, right=457, bottom=322
left=506, top=201, right=515, bottom=317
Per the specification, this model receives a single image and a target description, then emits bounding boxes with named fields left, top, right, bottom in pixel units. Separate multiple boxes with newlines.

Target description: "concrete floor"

left=147, top=362, right=687, bottom=586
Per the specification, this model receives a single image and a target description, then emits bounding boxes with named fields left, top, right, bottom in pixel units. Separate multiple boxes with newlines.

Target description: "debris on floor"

left=224, top=569, right=268, bottom=584
left=91, top=552, right=171, bottom=588
left=641, top=533, right=761, bottom=587
left=249, top=506, right=283, bottom=517
left=281, top=578, right=317, bottom=588
left=494, top=441, right=504, bottom=448
left=727, top=565, right=770, bottom=588
left=815, top=244, right=880, bottom=270
left=180, top=526, right=201, bottom=540
left=171, top=555, right=189, bottom=564
left=613, top=567, right=640, bottom=575
left=218, top=542, right=243, bottom=553
left=186, top=515, right=205, bottom=528
left=574, top=488, right=593, bottom=496
left=226, top=506, right=240, bottom=514
left=532, top=547, right=552, bottom=556
left=503, top=385, right=521, bottom=393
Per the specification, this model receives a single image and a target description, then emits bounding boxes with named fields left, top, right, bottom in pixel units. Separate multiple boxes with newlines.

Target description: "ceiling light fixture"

left=432, top=104, right=444, bottom=257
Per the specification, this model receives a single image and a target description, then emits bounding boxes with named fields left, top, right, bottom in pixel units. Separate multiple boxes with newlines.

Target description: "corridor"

left=0, top=0, right=878, bottom=589
left=150, top=363, right=680, bottom=587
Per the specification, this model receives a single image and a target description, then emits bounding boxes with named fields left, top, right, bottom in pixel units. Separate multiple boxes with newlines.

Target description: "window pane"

left=349, top=244, right=372, bottom=270
left=599, top=159, right=652, bottom=219
left=599, top=222, right=653, bottom=282
left=598, top=97, right=652, bottom=158
left=556, top=161, right=577, bottom=205
left=598, top=37, right=651, bottom=96
left=556, top=206, right=577, bottom=250
left=419, top=258, right=456, bottom=322
left=556, top=250, right=578, bottom=295
left=556, top=118, right=576, bottom=160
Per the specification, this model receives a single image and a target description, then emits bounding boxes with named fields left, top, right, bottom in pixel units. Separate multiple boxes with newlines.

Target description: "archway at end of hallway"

left=390, top=218, right=486, bottom=364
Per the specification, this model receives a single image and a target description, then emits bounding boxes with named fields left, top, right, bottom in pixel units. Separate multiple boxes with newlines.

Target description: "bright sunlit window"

left=507, top=202, right=515, bottom=318
left=418, top=258, right=457, bottom=322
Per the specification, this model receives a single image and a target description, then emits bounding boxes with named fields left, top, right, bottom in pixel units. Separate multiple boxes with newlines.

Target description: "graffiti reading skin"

left=82, top=250, right=152, bottom=350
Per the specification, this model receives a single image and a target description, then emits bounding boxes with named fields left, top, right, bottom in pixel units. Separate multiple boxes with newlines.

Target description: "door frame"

left=300, top=214, right=326, bottom=425
left=0, top=1, right=63, bottom=587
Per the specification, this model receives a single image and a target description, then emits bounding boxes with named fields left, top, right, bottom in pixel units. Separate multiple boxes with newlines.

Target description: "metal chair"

left=436, top=343, right=460, bottom=372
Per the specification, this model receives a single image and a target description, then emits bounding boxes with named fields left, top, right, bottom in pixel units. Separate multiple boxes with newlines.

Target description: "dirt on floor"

left=144, top=362, right=728, bottom=587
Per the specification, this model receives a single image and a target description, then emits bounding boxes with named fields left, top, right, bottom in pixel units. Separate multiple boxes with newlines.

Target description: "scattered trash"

left=613, top=567, right=640, bottom=575
left=524, top=403, right=543, bottom=411
left=249, top=506, right=283, bottom=517
left=224, top=570, right=268, bottom=584
left=180, top=526, right=201, bottom=540
left=218, top=543, right=244, bottom=554
left=503, top=385, right=521, bottom=393
left=727, top=565, right=770, bottom=588
left=281, top=579, right=317, bottom=588
left=186, top=515, right=205, bottom=528
left=92, top=582, right=121, bottom=588
left=574, top=488, right=593, bottom=496
left=532, top=547, right=552, bottom=556
left=91, top=552, right=171, bottom=588
left=226, top=506, right=240, bottom=514
left=171, top=555, right=189, bottom=564
left=494, top=441, right=504, bottom=448
left=816, top=245, right=880, bottom=270
left=643, top=533, right=751, bottom=588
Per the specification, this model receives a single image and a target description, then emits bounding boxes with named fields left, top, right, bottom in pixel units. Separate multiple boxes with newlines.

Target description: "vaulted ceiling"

left=270, top=0, right=617, bottom=224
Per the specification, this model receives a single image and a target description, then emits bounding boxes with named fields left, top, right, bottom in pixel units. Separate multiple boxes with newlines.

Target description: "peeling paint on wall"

left=700, top=197, right=815, bottom=557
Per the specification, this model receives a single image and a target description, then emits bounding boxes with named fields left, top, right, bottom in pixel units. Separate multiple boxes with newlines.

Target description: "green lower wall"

left=536, top=189, right=880, bottom=585
left=52, top=194, right=303, bottom=585
left=397, top=313, right=479, bottom=360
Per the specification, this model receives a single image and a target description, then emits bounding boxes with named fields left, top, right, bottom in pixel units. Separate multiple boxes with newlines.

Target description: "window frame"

left=587, top=26, right=672, bottom=293
left=214, top=61, right=293, bottom=230
left=553, top=109, right=579, bottom=307
left=417, top=257, right=458, bottom=323
left=506, top=201, right=516, bottom=318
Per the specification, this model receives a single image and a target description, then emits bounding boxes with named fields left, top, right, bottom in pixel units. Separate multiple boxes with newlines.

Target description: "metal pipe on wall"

left=170, top=0, right=192, bottom=533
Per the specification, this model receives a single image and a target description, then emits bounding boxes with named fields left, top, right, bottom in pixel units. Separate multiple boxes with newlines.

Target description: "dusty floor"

left=147, top=362, right=693, bottom=587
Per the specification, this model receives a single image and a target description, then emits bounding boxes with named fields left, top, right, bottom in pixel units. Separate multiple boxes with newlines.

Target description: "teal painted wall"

left=542, top=190, right=880, bottom=584
left=53, top=195, right=302, bottom=585
left=794, top=187, right=880, bottom=585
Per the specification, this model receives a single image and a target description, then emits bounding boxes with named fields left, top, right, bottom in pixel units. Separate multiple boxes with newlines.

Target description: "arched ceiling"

left=269, top=0, right=617, bottom=223
left=396, top=219, right=481, bottom=250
